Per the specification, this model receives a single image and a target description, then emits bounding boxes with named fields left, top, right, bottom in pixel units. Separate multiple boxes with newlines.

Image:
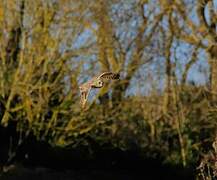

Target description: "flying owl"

left=79, top=72, right=120, bottom=108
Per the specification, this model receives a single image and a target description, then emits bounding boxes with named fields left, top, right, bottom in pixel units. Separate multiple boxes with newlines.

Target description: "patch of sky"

left=187, top=49, right=209, bottom=85
left=171, top=39, right=209, bottom=85
left=126, top=58, right=165, bottom=96
left=72, top=28, right=95, bottom=49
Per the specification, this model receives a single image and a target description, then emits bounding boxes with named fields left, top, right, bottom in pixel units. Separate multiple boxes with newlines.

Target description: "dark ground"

left=0, top=125, right=195, bottom=180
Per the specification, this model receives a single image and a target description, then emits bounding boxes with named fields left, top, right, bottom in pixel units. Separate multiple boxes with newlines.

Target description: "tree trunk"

left=163, top=26, right=173, bottom=113
left=93, top=0, right=118, bottom=106
left=208, top=44, right=217, bottom=101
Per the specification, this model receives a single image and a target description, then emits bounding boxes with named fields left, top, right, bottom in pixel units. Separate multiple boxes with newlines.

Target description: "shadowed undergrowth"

left=0, top=126, right=195, bottom=180
left=0, top=86, right=216, bottom=179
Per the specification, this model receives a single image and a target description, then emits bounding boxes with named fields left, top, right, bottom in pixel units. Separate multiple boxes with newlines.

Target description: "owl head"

left=92, top=79, right=104, bottom=88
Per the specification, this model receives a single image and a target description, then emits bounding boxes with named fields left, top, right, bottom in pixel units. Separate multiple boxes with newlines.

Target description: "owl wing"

left=79, top=83, right=92, bottom=108
left=97, top=72, right=120, bottom=81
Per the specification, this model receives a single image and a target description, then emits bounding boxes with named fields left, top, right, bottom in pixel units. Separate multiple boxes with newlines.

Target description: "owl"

left=79, top=72, right=120, bottom=108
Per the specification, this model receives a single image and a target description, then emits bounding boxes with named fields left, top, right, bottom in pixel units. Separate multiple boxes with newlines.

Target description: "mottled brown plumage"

left=79, top=72, right=120, bottom=108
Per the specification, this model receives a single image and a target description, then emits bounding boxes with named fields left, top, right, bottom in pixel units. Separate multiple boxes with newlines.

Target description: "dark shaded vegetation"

left=0, top=88, right=216, bottom=180
left=0, top=123, right=195, bottom=180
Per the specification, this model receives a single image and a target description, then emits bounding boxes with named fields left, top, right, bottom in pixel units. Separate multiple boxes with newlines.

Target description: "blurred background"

left=0, top=0, right=217, bottom=179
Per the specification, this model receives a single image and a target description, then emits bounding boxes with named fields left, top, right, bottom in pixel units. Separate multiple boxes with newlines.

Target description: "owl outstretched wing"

left=97, top=72, right=120, bottom=81
left=79, top=83, right=91, bottom=108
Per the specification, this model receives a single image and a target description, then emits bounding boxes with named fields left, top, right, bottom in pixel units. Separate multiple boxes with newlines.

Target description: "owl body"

left=79, top=72, right=119, bottom=108
left=90, top=78, right=104, bottom=88
left=79, top=78, right=103, bottom=91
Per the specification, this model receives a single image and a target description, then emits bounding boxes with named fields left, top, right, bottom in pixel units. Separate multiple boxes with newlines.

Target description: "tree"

left=159, top=0, right=217, bottom=100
